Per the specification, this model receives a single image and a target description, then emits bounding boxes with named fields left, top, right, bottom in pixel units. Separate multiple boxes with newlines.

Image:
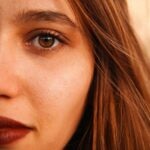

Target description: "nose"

left=0, top=45, right=20, bottom=99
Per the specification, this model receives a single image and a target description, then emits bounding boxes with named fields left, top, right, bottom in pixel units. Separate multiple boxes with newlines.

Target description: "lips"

left=0, top=116, right=33, bottom=145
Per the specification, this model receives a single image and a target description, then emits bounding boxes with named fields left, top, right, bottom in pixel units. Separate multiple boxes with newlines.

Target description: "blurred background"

left=128, top=0, right=150, bottom=59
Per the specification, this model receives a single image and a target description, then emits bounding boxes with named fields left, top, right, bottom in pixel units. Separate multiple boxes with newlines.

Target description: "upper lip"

left=0, top=116, right=32, bottom=129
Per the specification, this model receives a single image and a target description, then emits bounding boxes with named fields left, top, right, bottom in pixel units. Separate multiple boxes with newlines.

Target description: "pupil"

left=39, top=35, right=54, bottom=48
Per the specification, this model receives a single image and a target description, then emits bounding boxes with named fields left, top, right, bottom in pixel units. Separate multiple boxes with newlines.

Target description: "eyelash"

left=25, top=29, right=67, bottom=53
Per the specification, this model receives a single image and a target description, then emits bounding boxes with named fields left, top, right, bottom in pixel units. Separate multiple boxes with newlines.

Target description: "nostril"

left=0, top=95, right=10, bottom=99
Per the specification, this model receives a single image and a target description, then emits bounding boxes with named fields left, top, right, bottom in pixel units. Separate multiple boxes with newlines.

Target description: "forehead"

left=0, top=0, right=76, bottom=23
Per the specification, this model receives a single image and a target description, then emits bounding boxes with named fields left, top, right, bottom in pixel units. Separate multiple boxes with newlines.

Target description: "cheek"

left=24, top=50, right=94, bottom=147
left=29, top=54, right=93, bottom=115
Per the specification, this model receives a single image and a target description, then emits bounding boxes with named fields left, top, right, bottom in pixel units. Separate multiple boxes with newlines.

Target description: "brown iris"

left=38, top=34, right=55, bottom=48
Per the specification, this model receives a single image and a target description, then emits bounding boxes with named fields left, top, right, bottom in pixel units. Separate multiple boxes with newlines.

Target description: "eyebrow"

left=13, top=10, right=77, bottom=28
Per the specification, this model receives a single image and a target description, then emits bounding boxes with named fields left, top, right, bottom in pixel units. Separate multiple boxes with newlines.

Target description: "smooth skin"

left=0, top=0, right=94, bottom=150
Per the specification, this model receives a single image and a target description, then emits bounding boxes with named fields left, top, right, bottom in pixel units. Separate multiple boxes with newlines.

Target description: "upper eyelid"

left=24, top=28, right=70, bottom=43
left=27, top=31, right=63, bottom=43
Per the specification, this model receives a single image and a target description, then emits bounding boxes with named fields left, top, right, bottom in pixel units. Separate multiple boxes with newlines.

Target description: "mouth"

left=0, top=116, right=33, bottom=145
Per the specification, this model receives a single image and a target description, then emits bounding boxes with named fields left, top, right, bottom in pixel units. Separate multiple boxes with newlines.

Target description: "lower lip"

left=0, top=128, right=31, bottom=145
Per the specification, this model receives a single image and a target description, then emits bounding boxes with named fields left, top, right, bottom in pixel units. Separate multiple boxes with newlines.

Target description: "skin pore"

left=0, top=0, right=94, bottom=150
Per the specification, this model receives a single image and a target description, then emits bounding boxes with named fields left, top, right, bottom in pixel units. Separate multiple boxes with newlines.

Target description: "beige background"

left=128, top=0, right=150, bottom=58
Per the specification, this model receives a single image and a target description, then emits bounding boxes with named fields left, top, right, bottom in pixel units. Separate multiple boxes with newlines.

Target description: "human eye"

left=24, top=29, right=68, bottom=54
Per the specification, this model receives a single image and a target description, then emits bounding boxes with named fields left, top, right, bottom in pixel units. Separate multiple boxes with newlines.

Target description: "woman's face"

left=0, top=0, right=94, bottom=149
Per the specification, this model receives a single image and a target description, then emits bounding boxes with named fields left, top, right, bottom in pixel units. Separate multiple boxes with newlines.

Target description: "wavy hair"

left=65, top=0, right=150, bottom=149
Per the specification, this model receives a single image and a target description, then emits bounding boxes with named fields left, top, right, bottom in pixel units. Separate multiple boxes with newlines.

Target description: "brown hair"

left=65, top=0, right=150, bottom=149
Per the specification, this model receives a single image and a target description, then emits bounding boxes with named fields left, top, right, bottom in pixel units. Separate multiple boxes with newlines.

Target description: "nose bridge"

left=0, top=34, right=20, bottom=98
left=0, top=28, right=20, bottom=69
left=0, top=53, right=16, bottom=78
left=0, top=38, right=17, bottom=74
left=0, top=45, right=16, bottom=67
